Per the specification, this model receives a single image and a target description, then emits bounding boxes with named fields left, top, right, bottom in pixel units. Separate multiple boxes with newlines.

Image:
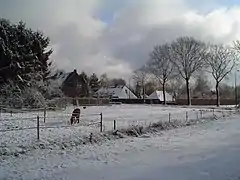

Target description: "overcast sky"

left=1, top=0, right=240, bottom=81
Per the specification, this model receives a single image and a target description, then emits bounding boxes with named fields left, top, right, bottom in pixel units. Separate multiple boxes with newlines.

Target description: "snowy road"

left=58, top=145, right=240, bottom=180
left=1, top=115, right=240, bottom=180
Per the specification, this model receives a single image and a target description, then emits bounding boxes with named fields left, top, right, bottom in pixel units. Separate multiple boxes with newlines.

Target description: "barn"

left=95, top=85, right=137, bottom=99
left=147, top=90, right=174, bottom=104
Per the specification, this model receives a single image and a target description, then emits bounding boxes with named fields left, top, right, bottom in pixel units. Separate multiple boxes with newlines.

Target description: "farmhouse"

left=147, top=90, right=174, bottom=103
left=61, top=69, right=80, bottom=97
left=95, top=85, right=137, bottom=99
left=54, top=69, right=89, bottom=98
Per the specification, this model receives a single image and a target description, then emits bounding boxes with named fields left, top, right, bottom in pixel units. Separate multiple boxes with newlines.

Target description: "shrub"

left=0, top=81, right=46, bottom=108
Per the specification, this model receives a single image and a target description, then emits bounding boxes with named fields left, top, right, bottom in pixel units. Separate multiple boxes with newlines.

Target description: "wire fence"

left=0, top=105, right=237, bottom=148
left=0, top=107, right=103, bottom=141
left=109, top=108, right=236, bottom=131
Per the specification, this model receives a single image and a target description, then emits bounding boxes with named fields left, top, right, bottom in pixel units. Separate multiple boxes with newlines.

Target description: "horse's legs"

left=73, top=117, right=77, bottom=124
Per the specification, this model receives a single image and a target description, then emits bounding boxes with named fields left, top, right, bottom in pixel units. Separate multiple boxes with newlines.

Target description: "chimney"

left=73, top=69, right=77, bottom=74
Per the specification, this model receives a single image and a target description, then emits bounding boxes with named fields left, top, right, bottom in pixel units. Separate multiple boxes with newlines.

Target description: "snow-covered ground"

left=0, top=111, right=240, bottom=180
left=0, top=105, right=234, bottom=153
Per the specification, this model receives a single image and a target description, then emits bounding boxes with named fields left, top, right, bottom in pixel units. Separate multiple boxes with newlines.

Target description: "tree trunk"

left=186, top=79, right=191, bottom=106
left=143, top=84, right=145, bottom=104
left=162, top=82, right=166, bottom=105
left=216, top=82, right=220, bottom=107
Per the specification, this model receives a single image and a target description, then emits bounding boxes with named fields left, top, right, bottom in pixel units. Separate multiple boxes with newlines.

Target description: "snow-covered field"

left=0, top=109, right=240, bottom=180
left=0, top=105, right=235, bottom=154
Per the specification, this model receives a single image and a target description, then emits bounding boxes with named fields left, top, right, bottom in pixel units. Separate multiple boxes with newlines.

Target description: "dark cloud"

left=0, top=0, right=240, bottom=80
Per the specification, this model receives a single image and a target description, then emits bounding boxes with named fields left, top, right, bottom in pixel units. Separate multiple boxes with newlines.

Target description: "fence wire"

left=0, top=107, right=102, bottom=133
left=0, top=106, right=236, bottom=144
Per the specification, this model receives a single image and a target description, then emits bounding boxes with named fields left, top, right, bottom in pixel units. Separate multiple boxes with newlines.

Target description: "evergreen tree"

left=0, top=19, right=52, bottom=86
left=79, top=71, right=89, bottom=97
left=89, top=73, right=100, bottom=92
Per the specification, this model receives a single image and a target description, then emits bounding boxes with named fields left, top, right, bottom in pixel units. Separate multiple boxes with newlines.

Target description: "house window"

left=125, top=89, right=128, bottom=94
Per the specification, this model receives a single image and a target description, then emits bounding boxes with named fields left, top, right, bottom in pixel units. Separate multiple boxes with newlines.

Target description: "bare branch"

left=205, top=44, right=237, bottom=83
left=169, top=36, right=207, bottom=105
left=147, top=43, right=175, bottom=85
left=146, top=43, right=176, bottom=104
left=132, top=65, right=149, bottom=98
left=205, top=44, right=238, bottom=106
left=167, top=76, right=184, bottom=98
left=132, top=65, right=148, bottom=86
left=170, top=37, right=206, bottom=80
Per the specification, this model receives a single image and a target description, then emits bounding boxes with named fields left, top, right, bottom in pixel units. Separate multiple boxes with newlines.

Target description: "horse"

left=70, top=108, right=81, bottom=125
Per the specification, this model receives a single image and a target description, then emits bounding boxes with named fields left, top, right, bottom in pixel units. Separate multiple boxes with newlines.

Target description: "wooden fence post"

left=89, top=133, right=93, bottom=143
left=100, top=113, right=103, bottom=132
left=168, top=113, right=171, bottom=123
left=196, top=111, right=198, bottom=120
left=186, top=111, right=188, bottom=121
left=200, top=110, right=203, bottom=119
left=37, top=115, right=40, bottom=140
left=213, top=109, right=215, bottom=116
left=113, top=120, right=116, bottom=130
left=44, top=107, right=46, bottom=123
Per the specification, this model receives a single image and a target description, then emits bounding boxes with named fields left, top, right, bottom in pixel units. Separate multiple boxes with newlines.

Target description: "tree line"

left=1, top=18, right=239, bottom=107
left=133, top=37, right=240, bottom=106
left=59, top=70, right=128, bottom=97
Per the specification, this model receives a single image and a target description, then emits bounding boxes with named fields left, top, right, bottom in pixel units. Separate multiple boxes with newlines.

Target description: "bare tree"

left=147, top=43, right=175, bottom=105
left=205, top=44, right=238, bottom=107
left=193, top=73, right=211, bottom=95
left=99, top=73, right=110, bottom=87
left=170, top=37, right=206, bottom=105
left=166, top=76, right=184, bottom=99
left=132, top=65, right=148, bottom=100
left=144, top=80, right=157, bottom=96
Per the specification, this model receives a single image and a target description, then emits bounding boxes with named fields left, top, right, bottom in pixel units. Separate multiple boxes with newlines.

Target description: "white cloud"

left=1, top=0, right=240, bottom=80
